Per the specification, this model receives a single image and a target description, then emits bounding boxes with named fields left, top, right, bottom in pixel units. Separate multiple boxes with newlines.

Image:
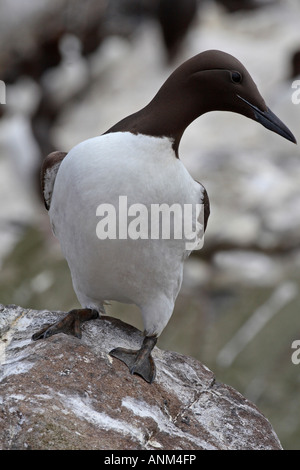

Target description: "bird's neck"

left=106, top=79, right=205, bottom=157
left=142, top=78, right=205, bottom=155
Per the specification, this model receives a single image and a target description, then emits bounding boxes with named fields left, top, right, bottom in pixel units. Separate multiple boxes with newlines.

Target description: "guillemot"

left=32, top=50, right=296, bottom=383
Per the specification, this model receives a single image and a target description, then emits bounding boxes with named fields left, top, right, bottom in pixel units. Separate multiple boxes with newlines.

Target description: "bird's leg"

left=31, top=308, right=99, bottom=341
left=109, top=335, right=157, bottom=383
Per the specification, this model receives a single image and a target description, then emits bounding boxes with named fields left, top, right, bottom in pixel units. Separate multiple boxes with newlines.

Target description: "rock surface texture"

left=0, top=304, right=282, bottom=450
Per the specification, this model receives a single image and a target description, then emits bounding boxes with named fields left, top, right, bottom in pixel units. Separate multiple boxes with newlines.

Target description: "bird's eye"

left=231, top=71, right=242, bottom=83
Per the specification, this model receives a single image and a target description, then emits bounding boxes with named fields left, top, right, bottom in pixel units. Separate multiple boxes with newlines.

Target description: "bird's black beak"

left=238, top=95, right=297, bottom=144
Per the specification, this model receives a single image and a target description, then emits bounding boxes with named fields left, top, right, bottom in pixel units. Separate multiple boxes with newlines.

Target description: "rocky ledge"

left=0, top=304, right=282, bottom=450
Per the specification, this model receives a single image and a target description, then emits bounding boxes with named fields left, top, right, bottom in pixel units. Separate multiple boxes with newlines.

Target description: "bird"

left=156, top=0, right=198, bottom=61
left=32, top=50, right=296, bottom=383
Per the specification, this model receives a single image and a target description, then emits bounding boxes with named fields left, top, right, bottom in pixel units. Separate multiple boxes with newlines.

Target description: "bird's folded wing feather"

left=41, top=151, right=68, bottom=210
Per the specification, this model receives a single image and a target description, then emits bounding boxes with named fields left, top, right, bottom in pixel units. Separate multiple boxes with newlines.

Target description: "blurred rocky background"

left=0, top=0, right=299, bottom=449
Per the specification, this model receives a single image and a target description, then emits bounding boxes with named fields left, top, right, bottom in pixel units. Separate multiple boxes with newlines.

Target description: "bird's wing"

left=184, top=181, right=210, bottom=254
left=41, top=151, right=68, bottom=210
left=201, top=185, right=210, bottom=232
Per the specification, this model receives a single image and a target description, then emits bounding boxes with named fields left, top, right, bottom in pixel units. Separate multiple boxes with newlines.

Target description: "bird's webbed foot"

left=32, top=308, right=99, bottom=341
left=110, top=335, right=157, bottom=383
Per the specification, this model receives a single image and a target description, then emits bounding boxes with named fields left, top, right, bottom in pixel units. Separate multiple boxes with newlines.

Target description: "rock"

left=0, top=304, right=282, bottom=450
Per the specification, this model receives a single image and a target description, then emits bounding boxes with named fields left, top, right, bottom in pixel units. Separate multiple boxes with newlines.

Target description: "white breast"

left=50, top=132, right=204, bottom=336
